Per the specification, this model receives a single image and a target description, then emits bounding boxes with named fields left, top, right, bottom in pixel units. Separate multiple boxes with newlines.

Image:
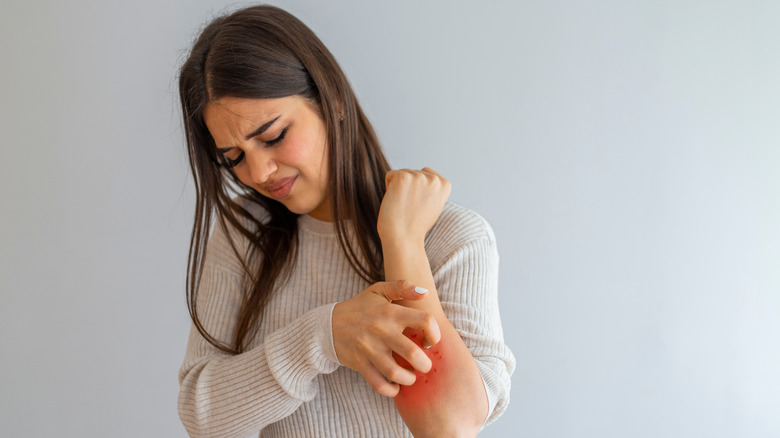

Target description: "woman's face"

left=204, top=95, right=332, bottom=221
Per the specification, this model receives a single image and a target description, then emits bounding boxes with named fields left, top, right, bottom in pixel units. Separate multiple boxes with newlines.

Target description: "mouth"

left=265, top=175, right=297, bottom=199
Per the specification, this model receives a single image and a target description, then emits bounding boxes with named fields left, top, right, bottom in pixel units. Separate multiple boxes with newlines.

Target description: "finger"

left=420, top=166, right=440, bottom=176
left=360, top=364, right=401, bottom=398
left=422, top=167, right=450, bottom=191
left=385, top=169, right=409, bottom=185
left=401, top=309, right=442, bottom=348
left=391, top=335, right=433, bottom=374
left=374, top=352, right=418, bottom=386
left=372, top=280, right=428, bottom=302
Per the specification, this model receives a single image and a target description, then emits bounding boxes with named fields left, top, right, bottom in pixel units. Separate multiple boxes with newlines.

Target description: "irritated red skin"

left=392, top=328, right=447, bottom=412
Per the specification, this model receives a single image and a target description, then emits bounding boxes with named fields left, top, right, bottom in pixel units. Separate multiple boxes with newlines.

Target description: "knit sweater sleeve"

left=177, top=216, right=341, bottom=438
left=428, top=203, right=516, bottom=427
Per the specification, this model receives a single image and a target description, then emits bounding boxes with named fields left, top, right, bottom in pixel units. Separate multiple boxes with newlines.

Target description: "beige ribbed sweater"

left=178, top=201, right=515, bottom=437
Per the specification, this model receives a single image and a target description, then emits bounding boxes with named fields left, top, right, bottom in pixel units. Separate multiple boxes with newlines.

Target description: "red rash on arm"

left=392, top=328, right=447, bottom=412
left=389, top=301, right=487, bottom=438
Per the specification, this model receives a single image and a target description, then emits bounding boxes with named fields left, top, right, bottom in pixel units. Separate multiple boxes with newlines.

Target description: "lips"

left=265, top=175, right=297, bottom=199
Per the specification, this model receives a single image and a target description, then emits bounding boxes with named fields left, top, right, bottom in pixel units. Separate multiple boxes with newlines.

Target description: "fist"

left=377, top=167, right=451, bottom=244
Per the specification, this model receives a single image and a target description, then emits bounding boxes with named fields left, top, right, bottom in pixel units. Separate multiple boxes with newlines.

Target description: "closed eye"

left=222, top=128, right=287, bottom=167
left=227, top=152, right=244, bottom=168
left=224, top=127, right=288, bottom=168
left=265, top=127, right=287, bottom=147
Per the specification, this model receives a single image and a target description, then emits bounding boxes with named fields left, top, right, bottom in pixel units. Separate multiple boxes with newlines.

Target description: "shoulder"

left=424, top=201, right=497, bottom=268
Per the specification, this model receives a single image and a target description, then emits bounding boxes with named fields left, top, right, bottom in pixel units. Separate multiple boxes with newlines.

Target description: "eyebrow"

left=217, top=116, right=280, bottom=152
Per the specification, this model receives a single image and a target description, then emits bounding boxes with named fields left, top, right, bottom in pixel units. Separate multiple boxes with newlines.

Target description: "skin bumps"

left=393, top=328, right=448, bottom=410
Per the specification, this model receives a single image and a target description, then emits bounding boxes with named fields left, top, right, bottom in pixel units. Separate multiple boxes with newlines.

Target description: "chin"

left=280, top=201, right=313, bottom=216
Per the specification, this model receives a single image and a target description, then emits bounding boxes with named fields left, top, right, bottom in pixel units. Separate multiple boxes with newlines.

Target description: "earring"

left=338, top=112, right=344, bottom=121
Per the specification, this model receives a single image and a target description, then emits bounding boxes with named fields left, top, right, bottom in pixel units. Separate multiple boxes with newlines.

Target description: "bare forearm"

left=383, top=239, right=488, bottom=437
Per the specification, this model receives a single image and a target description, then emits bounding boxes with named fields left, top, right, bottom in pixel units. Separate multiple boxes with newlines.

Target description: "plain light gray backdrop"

left=1, top=0, right=778, bottom=437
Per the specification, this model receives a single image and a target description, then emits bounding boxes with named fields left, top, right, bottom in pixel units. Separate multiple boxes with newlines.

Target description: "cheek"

left=279, top=138, right=307, bottom=163
left=284, top=132, right=328, bottom=180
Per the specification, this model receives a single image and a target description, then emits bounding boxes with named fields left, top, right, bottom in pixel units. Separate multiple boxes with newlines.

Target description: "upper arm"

left=428, top=218, right=516, bottom=425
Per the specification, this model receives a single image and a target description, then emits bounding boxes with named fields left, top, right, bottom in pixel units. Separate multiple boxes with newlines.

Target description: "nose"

left=244, top=148, right=277, bottom=185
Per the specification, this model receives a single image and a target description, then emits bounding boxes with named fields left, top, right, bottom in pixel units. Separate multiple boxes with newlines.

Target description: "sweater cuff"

left=264, top=303, right=341, bottom=401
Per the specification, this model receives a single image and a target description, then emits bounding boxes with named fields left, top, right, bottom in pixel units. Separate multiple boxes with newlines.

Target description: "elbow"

left=178, top=366, right=259, bottom=438
left=475, top=349, right=516, bottom=426
left=178, top=364, right=228, bottom=438
left=436, top=419, right=482, bottom=438
left=178, top=387, right=214, bottom=438
left=178, top=389, right=262, bottom=438
left=402, top=417, right=481, bottom=438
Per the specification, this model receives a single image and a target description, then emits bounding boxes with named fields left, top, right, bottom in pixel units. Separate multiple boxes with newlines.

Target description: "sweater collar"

left=297, top=213, right=337, bottom=236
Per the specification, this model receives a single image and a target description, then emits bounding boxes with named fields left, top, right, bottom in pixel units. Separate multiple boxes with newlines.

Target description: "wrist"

left=380, top=234, right=426, bottom=257
left=379, top=226, right=426, bottom=249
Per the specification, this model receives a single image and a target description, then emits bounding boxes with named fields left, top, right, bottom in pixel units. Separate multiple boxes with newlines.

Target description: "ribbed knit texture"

left=178, top=201, right=516, bottom=438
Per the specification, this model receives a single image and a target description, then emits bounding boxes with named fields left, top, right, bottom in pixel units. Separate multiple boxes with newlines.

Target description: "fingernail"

left=414, top=286, right=428, bottom=294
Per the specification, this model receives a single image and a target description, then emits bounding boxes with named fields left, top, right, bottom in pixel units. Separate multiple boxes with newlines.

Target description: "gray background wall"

left=1, top=0, right=778, bottom=437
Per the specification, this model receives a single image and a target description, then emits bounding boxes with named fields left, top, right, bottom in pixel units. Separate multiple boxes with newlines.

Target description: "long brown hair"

left=179, top=5, right=390, bottom=354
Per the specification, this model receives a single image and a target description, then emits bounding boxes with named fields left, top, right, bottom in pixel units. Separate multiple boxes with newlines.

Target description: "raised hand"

left=377, top=167, right=451, bottom=245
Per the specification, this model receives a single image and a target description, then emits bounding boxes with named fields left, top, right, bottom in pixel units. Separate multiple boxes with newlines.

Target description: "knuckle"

left=397, top=279, right=412, bottom=289
left=401, top=344, right=419, bottom=360
left=383, top=384, right=400, bottom=398
left=370, top=380, right=388, bottom=395
left=367, top=284, right=391, bottom=302
left=396, top=172, right=411, bottom=183
left=385, top=171, right=397, bottom=184
left=385, top=368, right=405, bottom=383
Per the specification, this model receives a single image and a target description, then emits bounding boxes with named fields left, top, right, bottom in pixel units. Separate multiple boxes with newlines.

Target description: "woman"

left=177, top=5, right=514, bottom=437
